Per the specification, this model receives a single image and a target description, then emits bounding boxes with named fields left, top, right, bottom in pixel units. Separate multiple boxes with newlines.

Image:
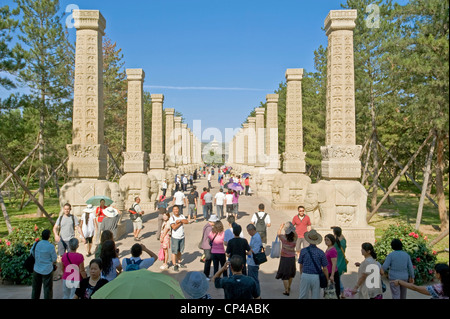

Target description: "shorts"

left=85, top=236, right=93, bottom=244
left=226, top=205, right=233, bottom=213
left=133, top=217, right=143, bottom=230
left=171, top=237, right=185, bottom=254
left=57, top=239, right=70, bottom=256
left=295, top=237, right=310, bottom=252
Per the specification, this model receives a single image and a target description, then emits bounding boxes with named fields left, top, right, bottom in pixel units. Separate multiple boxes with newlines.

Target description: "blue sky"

left=2, top=0, right=347, bottom=142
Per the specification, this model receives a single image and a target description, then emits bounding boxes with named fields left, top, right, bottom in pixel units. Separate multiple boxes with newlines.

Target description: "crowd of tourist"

left=28, top=165, right=448, bottom=300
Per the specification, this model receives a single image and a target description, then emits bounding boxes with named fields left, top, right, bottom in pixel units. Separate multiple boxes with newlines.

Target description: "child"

left=159, top=212, right=171, bottom=269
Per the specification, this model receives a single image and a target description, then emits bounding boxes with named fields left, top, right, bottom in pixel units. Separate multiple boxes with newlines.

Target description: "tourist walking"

left=156, top=195, right=168, bottom=240
left=298, top=229, right=329, bottom=299
left=94, top=199, right=108, bottom=244
left=351, top=242, right=384, bottom=299
left=187, top=188, right=198, bottom=223
left=332, top=226, right=347, bottom=298
left=213, top=255, right=260, bottom=299
left=225, top=189, right=234, bottom=218
left=214, top=188, right=226, bottom=219
left=99, top=239, right=122, bottom=282
left=209, top=220, right=227, bottom=278
left=53, top=203, right=83, bottom=281
left=170, top=206, right=189, bottom=271
left=80, top=204, right=97, bottom=257
left=159, top=212, right=171, bottom=269
left=182, top=174, right=188, bottom=192
left=244, top=177, right=250, bottom=196
left=246, top=224, right=262, bottom=296
left=74, top=259, right=109, bottom=299
left=131, top=197, right=144, bottom=241
left=207, top=170, right=212, bottom=189
left=172, top=188, right=187, bottom=215
left=251, top=203, right=271, bottom=245
left=324, top=234, right=340, bottom=299
left=94, top=230, right=114, bottom=259
left=275, top=222, right=297, bottom=296
left=292, top=205, right=311, bottom=258
left=232, top=190, right=239, bottom=219
left=200, top=215, right=217, bottom=278
left=61, top=238, right=87, bottom=299
left=224, top=215, right=244, bottom=246
left=203, top=188, right=213, bottom=220
left=226, top=224, right=251, bottom=276
left=161, top=179, right=168, bottom=197
left=31, top=229, right=57, bottom=299
left=122, top=243, right=157, bottom=271
left=394, top=263, right=449, bottom=299
left=382, top=238, right=415, bottom=299
left=181, top=271, right=212, bottom=299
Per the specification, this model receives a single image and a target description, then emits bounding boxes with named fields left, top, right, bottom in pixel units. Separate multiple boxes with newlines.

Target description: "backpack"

left=129, top=203, right=139, bottom=221
left=125, top=258, right=143, bottom=271
left=255, top=213, right=267, bottom=233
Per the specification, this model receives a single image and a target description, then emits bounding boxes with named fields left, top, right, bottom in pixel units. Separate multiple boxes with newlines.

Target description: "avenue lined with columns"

left=58, top=7, right=374, bottom=274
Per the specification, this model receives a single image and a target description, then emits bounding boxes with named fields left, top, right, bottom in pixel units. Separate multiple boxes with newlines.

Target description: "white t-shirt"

left=80, top=212, right=96, bottom=238
left=225, top=194, right=234, bottom=205
left=215, top=192, right=226, bottom=205
left=207, top=173, right=211, bottom=181
left=251, top=211, right=271, bottom=225
left=169, top=214, right=186, bottom=239
left=173, top=191, right=185, bottom=205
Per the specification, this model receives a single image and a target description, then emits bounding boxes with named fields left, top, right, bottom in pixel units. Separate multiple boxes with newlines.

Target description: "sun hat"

left=181, top=271, right=209, bottom=299
left=304, top=229, right=323, bottom=245
left=83, top=204, right=94, bottom=213
left=284, top=221, right=296, bottom=235
left=208, top=215, right=219, bottom=222
left=103, top=206, right=118, bottom=218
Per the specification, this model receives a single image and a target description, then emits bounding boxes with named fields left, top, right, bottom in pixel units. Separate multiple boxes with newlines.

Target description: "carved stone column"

left=265, top=94, right=279, bottom=170
left=283, top=69, right=306, bottom=173
left=255, top=108, right=266, bottom=167
left=149, top=94, right=165, bottom=170
left=165, top=108, right=175, bottom=167
left=247, top=117, right=256, bottom=168
left=174, top=116, right=182, bottom=168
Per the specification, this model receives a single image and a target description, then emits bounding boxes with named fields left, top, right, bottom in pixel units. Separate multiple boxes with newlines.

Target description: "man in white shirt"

left=172, top=189, right=187, bottom=215
left=161, top=179, right=168, bottom=197
left=207, top=171, right=212, bottom=189
left=250, top=203, right=271, bottom=245
left=214, top=188, right=226, bottom=219
left=132, top=197, right=144, bottom=241
left=169, top=206, right=189, bottom=271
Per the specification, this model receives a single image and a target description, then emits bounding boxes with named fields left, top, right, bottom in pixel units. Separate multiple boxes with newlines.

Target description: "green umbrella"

left=92, top=269, right=186, bottom=299
left=86, top=195, right=113, bottom=206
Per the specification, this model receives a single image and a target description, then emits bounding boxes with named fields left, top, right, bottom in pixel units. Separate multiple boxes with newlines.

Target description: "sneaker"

left=160, top=264, right=168, bottom=270
left=173, top=265, right=179, bottom=271
left=178, top=263, right=187, bottom=269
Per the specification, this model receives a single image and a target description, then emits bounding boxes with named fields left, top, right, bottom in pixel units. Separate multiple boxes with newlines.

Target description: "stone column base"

left=320, top=145, right=362, bottom=179
left=149, top=153, right=165, bottom=170
left=66, top=144, right=108, bottom=179
left=123, top=151, right=148, bottom=173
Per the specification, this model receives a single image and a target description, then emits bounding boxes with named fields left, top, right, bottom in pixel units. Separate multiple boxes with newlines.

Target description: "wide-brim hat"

left=304, top=229, right=322, bottom=245
left=83, top=204, right=94, bottom=213
left=181, top=271, right=209, bottom=299
left=104, top=206, right=118, bottom=218
left=284, top=221, right=296, bottom=235
left=208, top=215, right=219, bottom=222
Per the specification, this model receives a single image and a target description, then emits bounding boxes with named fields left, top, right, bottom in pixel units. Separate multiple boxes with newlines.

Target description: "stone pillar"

left=67, top=10, right=108, bottom=180
left=283, top=69, right=306, bottom=173
left=247, top=117, right=256, bottom=168
left=174, top=116, right=182, bottom=167
left=235, top=129, right=244, bottom=167
left=255, top=107, right=266, bottom=167
left=165, top=108, right=175, bottom=167
left=123, top=69, right=147, bottom=173
left=309, top=10, right=373, bottom=262
left=265, top=94, right=279, bottom=169
left=321, top=9, right=361, bottom=180
left=149, top=94, right=165, bottom=169
left=242, top=123, right=249, bottom=167
left=181, top=123, right=188, bottom=167
left=61, top=11, right=125, bottom=237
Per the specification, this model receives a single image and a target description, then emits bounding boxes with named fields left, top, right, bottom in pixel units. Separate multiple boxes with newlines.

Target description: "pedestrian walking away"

left=275, top=222, right=297, bottom=296
left=251, top=203, right=271, bottom=245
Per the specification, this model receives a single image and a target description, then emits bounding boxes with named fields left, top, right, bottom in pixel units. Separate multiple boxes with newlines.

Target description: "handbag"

left=306, top=247, right=328, bottom=288
left=323, top=282, right=338, bottom=299
left=24, top=240, right=39, bottom=273
left=253, top=246, right=267, bottom=265
left=270, top=236, right=281, bottom=258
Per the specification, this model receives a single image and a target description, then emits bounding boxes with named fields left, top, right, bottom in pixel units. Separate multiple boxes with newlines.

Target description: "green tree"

left=14, top=0, right=74, bottom=216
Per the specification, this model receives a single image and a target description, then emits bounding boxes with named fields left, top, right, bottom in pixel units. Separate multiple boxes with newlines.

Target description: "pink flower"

left=429, top=269, right=434, bottom=274
left=35, top=238, right=39, bottom=242
left=413, top=234, right=419, bottom=239
left=409, top=232, right=415, bottom=236
left=424, top=236, right=428, bottom=240
left=432, top=251, right=437, bottom=255
left=413, top=265, right=416, bottom=269
left=6, top=241, right=11, bottom=246
left=34, top=224, right=39, bottom=232
left=416, top=257, right=421, bottom=262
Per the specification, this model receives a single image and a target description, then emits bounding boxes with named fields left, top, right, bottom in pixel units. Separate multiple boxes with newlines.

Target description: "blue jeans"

left=247, top=265, right=260, bottom=297
left=203, top=203, right=212, bottom=219
left=216, top=205, right=223, bottom=219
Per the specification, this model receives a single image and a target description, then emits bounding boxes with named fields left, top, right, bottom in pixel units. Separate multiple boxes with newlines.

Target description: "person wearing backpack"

left=121, top=243, right=157, bottom=271
left=250, top=203, right=271, bottom=245
left=53, top=203, right=83, bottom=281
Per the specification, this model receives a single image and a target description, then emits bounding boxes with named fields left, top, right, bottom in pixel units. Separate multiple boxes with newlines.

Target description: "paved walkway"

left=0, top=174, right=429, bottom=299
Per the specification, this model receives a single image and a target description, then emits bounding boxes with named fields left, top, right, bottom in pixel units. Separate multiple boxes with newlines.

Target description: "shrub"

left=374, top=223, right=437, bottom=285
left=0, top=222, right=47, bottom=285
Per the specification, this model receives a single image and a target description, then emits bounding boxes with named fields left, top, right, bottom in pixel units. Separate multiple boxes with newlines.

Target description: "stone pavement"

left=0, top=175, right=429, bottom=299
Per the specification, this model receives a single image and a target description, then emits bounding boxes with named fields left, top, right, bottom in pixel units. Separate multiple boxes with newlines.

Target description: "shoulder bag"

left=306, top=246, right=328, bottom=288
left=253, top=246, right=267, bottom=265
left=24, top=240, right=40, bottom=273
